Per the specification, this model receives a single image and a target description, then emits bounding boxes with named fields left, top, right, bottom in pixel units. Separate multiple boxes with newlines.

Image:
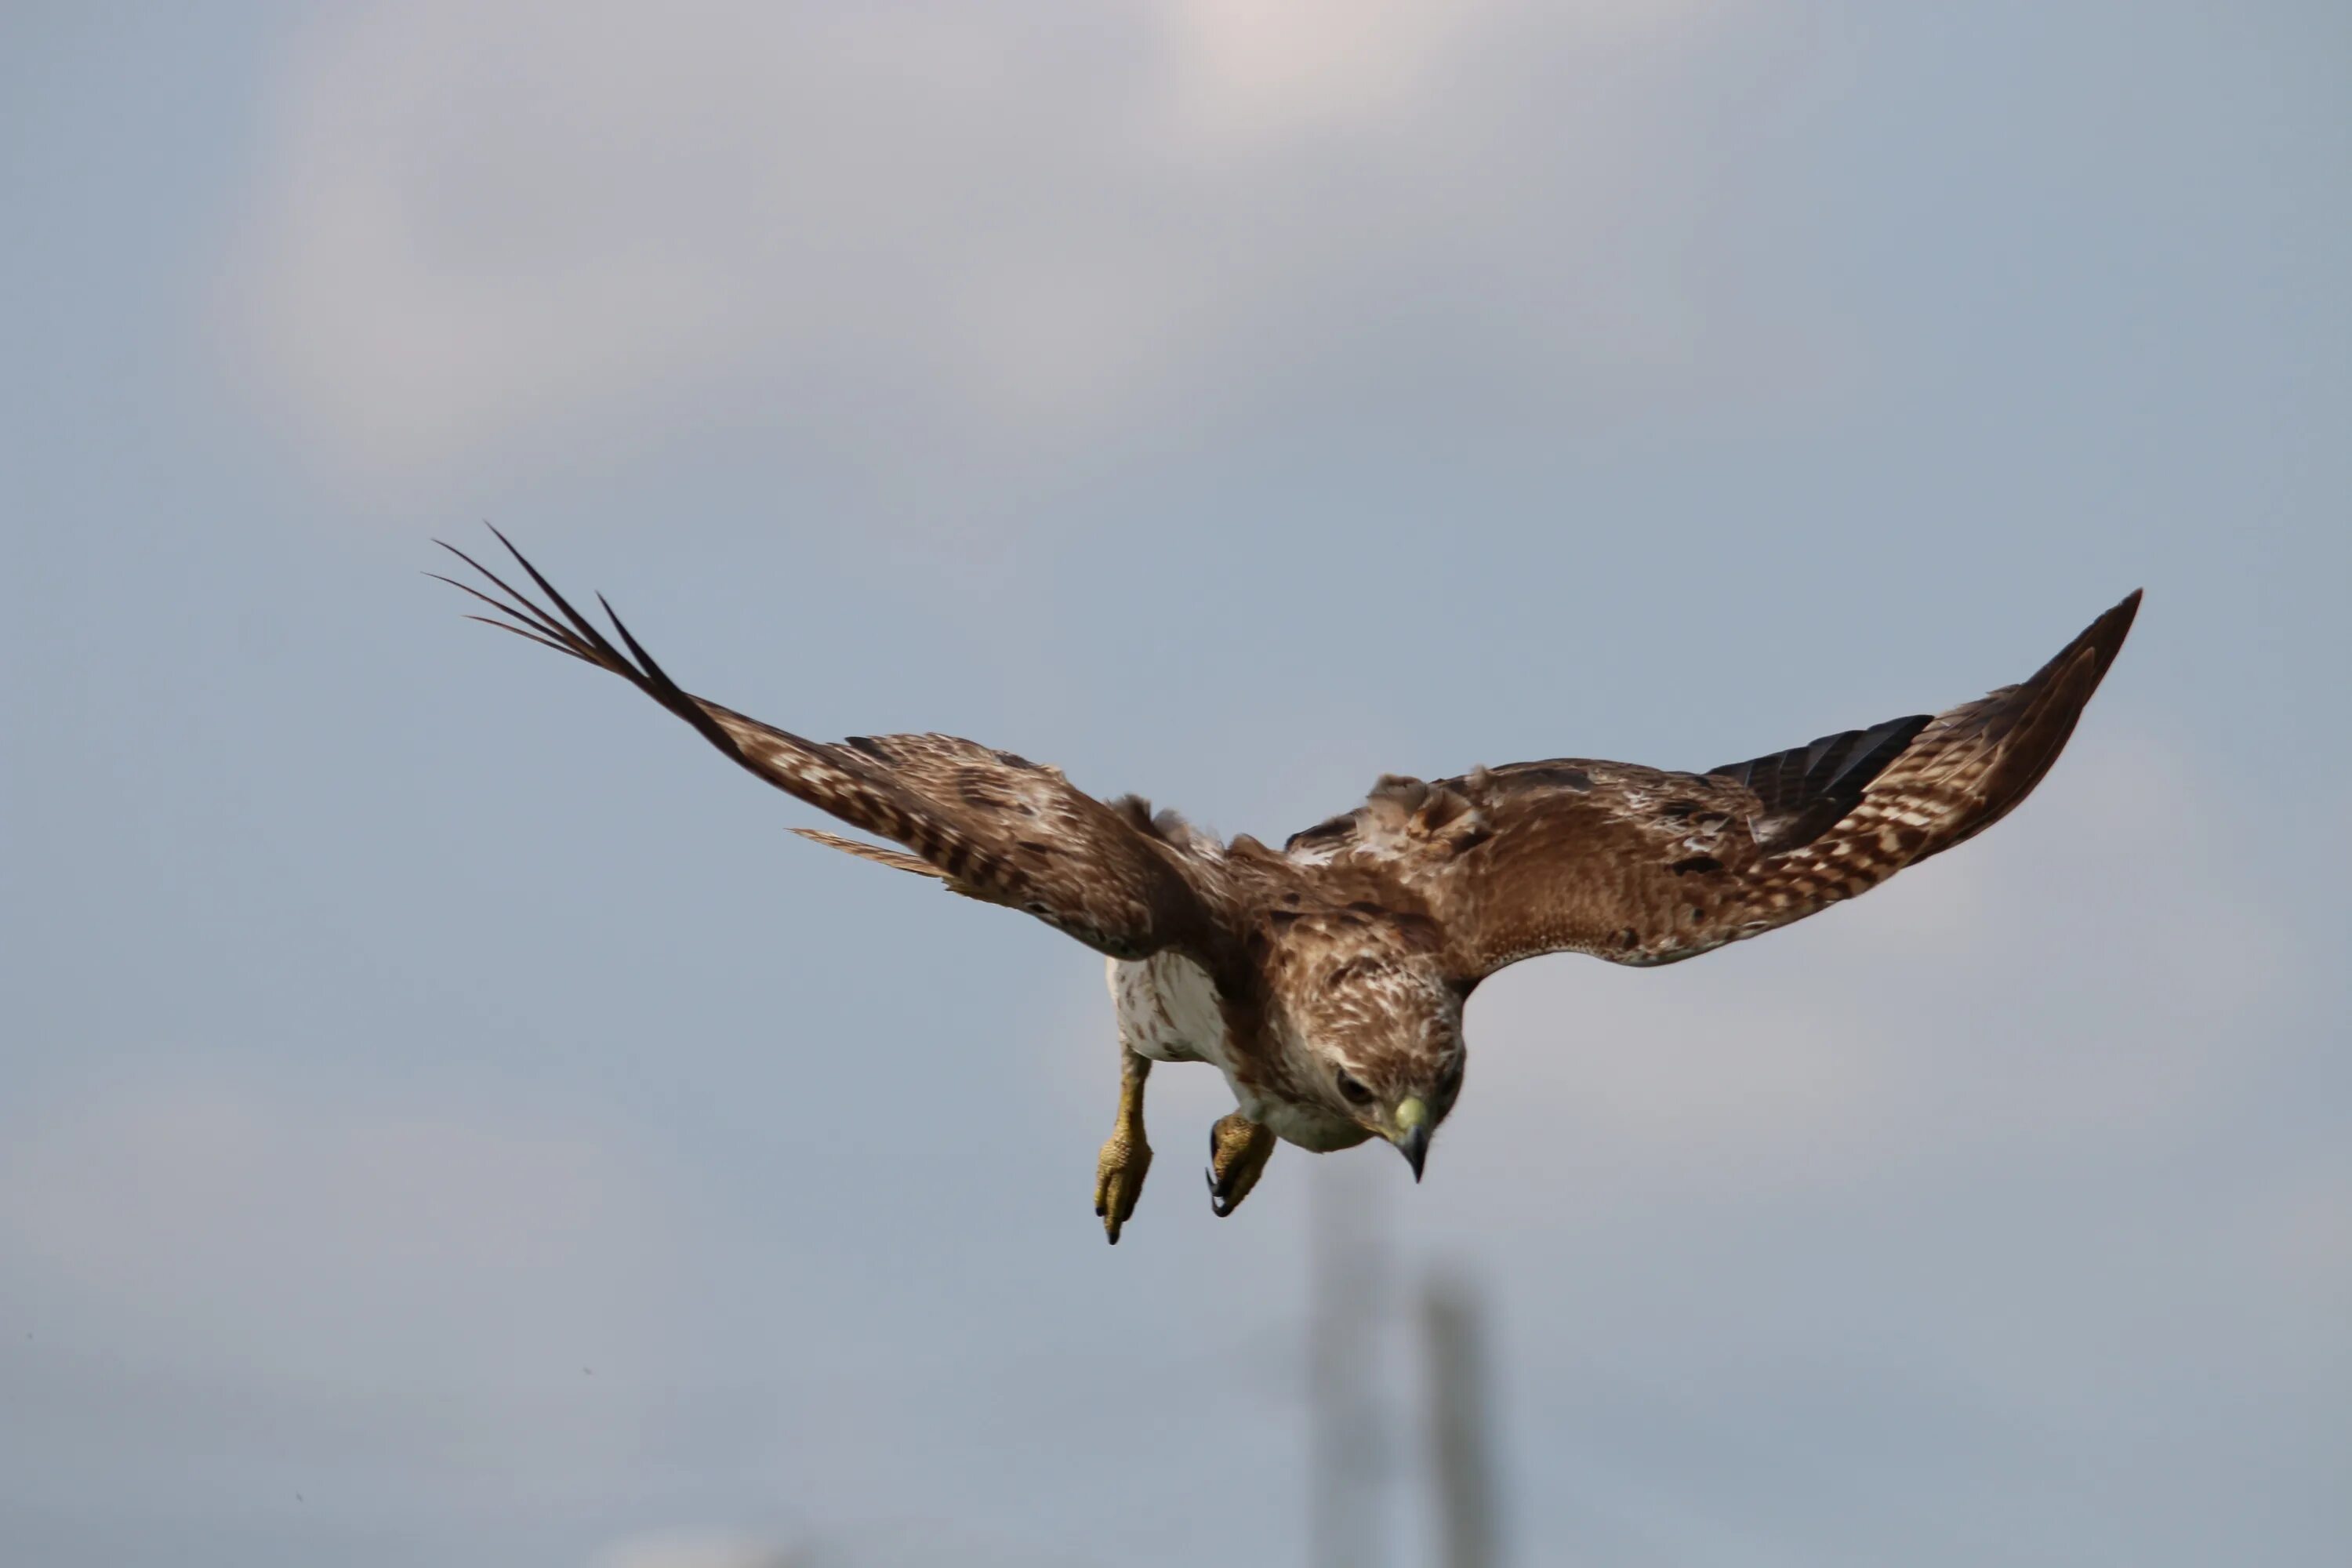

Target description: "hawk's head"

left=1277, top=936, right=1466, bottom=1178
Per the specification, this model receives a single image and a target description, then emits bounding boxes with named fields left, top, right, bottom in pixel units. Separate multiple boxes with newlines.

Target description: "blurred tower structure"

left=1307, top=1154, right=1388, bottom=1568
left=1421, top=1273, right=1499, bottom=1568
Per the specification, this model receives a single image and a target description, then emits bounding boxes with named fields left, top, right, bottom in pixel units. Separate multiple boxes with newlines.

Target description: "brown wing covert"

left=1374, top=590, right=2142, bottom=981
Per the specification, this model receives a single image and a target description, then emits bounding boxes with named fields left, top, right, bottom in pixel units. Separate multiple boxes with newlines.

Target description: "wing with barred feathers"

left=435, top=530, right=1224, bottom=961
left=1286, top=591, right=2141, bottom=981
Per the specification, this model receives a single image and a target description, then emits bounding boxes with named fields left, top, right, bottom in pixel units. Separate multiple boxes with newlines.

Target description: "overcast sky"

left=5, top=4, right=2347, bottom=1566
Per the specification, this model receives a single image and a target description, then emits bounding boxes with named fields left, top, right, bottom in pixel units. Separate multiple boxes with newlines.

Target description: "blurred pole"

left=1422, top=1272, right=1498, bottom=1568
left=1308, top=1154, right=1385, bottom=1568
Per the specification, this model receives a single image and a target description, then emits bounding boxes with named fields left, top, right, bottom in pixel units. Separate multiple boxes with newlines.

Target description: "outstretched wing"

left=436, top=530, right=1221, bottom=961
left=1287, top=591, right=2141, bottom=980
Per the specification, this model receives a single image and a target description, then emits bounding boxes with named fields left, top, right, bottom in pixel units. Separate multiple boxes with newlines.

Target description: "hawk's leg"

left=1206, top=1111, right=1276, bottom=1218
left=1093, top=1047, right=1153, bottom=1244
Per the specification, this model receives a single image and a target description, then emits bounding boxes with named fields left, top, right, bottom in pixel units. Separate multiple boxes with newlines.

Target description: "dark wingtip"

left=2072, top=587, right=2143, bottom=681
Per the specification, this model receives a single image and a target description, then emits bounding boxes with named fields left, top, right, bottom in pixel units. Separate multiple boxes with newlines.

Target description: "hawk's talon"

left=1204, top=1164, right=1242, bottom=1219
left=1205, top=1111, right=1276, bottom=1219
left=1094, top=1132, right=1151, bottom=1243
left=1093, top=1047, right=1155, bottom=1244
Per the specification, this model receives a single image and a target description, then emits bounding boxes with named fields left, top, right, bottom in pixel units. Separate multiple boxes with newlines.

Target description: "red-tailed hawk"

left=439, top=531, right=2140, bottom=1242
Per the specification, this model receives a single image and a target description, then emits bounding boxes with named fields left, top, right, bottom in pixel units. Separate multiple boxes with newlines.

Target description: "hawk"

left=438, top=531, right=2140, bottom=1242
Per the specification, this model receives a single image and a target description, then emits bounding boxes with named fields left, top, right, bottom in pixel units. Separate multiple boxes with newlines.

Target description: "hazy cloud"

left=0, top=1082, right=682, bottom=1391
left=221, top=0, right=1790, bottom=483
left=592, top=1534, right=804, bottom=1568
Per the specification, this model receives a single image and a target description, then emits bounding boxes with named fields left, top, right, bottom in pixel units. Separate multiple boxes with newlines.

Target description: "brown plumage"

left=1299, top=588, right=2143, bottom=977
left=439, top=529, right=2139, bottom=1240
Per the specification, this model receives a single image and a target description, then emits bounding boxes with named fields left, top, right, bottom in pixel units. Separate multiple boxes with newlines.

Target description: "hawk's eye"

left=1334, top=1069, right=1374, bottom=1105
left=1436, top=1055, right=1464, bottom=1095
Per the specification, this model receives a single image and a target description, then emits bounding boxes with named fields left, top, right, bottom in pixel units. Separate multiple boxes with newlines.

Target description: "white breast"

left=1108, top=954, right=1377, bottom=1152
left=1107, top=953, right=1230, bottom=1068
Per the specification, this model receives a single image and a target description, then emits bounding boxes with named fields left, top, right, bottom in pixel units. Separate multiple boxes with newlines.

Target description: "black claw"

left=1206, top=1166, right=1238, bottom=1218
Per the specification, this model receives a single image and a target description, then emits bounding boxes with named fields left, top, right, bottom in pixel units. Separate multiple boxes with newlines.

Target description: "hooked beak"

left=1392, top=1097, right=1429, bottom=1182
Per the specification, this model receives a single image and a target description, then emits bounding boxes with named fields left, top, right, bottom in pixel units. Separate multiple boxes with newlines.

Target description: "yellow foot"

left=1094, top=1131, right=1152, bottom=1244
left=1205, top=1112, right=1276, bottom=1218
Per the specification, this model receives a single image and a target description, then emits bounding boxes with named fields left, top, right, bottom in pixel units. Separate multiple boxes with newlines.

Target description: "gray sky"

left=5, top=3, right=2347, bottom=1565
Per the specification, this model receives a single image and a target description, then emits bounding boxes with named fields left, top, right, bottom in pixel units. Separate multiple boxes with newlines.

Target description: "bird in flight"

left=437, top=530, right=2140, bottom=1242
